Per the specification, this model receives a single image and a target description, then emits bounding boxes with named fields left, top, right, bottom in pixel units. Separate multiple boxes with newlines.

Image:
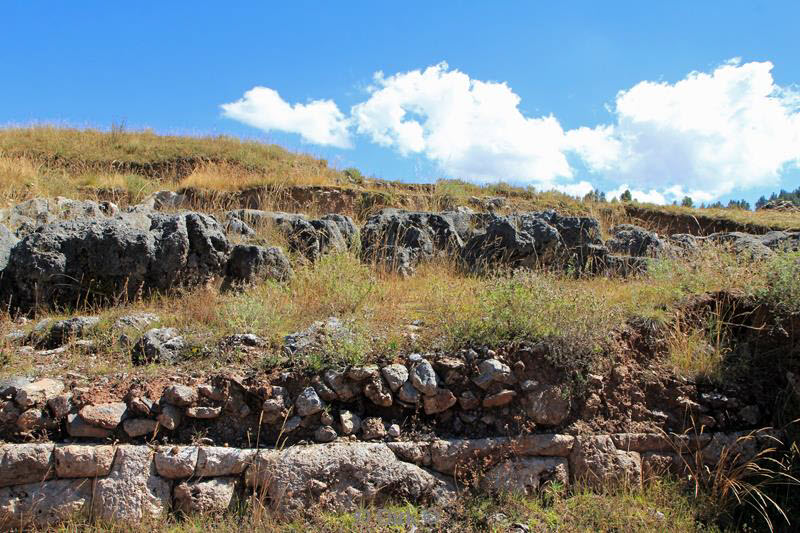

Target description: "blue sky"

left=2, top=1, right=799, bottom=206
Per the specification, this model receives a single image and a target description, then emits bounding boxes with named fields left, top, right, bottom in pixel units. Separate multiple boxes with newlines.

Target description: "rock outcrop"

left=0, top=211, right=230, bottom=312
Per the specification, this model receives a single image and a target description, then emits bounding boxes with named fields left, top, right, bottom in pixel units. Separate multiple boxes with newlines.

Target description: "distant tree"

left=620, top=189, right=633, bottom=203
left=756, top=186, right=800, bottom=208
left=681, top=196, right=694, bottom=208
left=727, top=199, right=751, bottom=210
left=707, top=201, right=724, bottom=208
left=583, top=189, right=607, bottom=203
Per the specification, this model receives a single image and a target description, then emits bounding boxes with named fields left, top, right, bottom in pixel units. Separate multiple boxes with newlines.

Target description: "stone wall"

left=0, top=431, right=765, bottom=528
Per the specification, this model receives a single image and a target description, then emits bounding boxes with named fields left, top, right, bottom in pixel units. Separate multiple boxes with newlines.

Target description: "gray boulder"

left=360, top=209, right=466, bottom=275
left=34, top=316, right=100, bottom=349
left=226, top=210, right=357, bottom=261
left=0, top=211, right=230, bottom=311
left=131, top=327, right=185, bottom=365
left=461, top=215, right=562, bottom=271
left=223, top=244, right=292, bottom=289
left=706, top=232, right=775, bottom=259
left=1, top=197, right=118, bottom=237
left=606, top=224, right=670, bottom=257
left=284, top=317, right=353, bottom=357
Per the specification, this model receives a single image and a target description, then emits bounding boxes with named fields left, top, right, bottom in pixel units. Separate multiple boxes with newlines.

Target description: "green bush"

left=758, top=251, right=800, bottom=315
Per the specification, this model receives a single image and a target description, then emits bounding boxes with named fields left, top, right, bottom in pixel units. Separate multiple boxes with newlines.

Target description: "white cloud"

left=572, top=59, right=800, bottom=202
left=221, top=87, right=352, bottom=148
left=222, top=60, right=800, bottom=204
left=351, top=62, right=581, bottom=190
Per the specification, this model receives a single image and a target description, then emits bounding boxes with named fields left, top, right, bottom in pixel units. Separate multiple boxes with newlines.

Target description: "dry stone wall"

left=0, top=430, right=760, bottom=528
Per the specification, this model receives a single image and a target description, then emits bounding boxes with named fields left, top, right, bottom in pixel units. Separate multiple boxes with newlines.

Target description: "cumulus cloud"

left=351, top=62, right=578, bottom=189
left=222, top=60, right=800, bottom=203
left=221, top=87, right=352, bottom=148
left=572, top=59, right=800, bottom=201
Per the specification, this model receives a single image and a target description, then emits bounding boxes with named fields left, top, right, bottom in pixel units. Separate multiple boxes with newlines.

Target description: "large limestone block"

left=92, top=446, right=171, bottom=523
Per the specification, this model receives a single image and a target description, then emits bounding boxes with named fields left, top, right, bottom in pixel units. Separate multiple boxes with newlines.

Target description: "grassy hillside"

left=1, top=125, right=798, bottom=232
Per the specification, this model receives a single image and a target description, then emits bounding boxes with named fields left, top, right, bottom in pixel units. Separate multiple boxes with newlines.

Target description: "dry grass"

left=4, top=126, right=797, bottom=233
left=0, top=242, right=774, bottom=379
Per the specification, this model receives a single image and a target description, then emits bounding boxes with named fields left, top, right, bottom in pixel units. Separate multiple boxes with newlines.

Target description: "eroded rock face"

left=0, top=211, right=230, bottom=312
left=225, top=210, right=357, bottom=261
left=360, top=209, right=467, bottom=275
left=246, top=443, right=455, bottom=514
left=606, top=225, right=670, bottom=258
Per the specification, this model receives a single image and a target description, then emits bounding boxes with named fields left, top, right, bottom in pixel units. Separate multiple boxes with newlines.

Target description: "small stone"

left=361, top=417, right=386, bottom=440
left=123, top=418, right=159, bottom=437
left=346, top=365, right=379, bottom=381
left=408, top=353, right=423, bottom=363
left=423, top=389, right=457, bottom=415
left=474, top=359, right=513, bottom=389
left=262, top=398, right=288, bottom=424
left=186, top=406, right=221, bottom=419
left=520, top=380, right=538, bottom=392
left=162, top=384, right=197, bottom=407
left=312, top=376, right=337, bottom=402
left=15, top=378, right=64, bottom=409
left=397, top=381, right=420, bottom=404
left=523, top=385, right=570, bottom=426
left=483, top=389, right=517, bottom=408
left=16, top=408, right=48, bottom=431
left=157, top=404, right=182, bottom=431
left=314, top=425, right=337, bottom=443
left=364, top=375, right=393, bottom=407
left=271, top=386, right=287, bottom=400
left=196, top=447, right=256, bottom=477
left=47, top=393, right=72, bottom=419
left=295, top=387, right=324, bottom=416
left=323, top=369, right=357, bottom=401
left=381, top=364, right=409, bottom=392
left=458, top=391, right=480, bottom=410
left=339, top=411, right=361, bottom=435
left=0, top=401, right=22, bottom=425
left=66, top=413, right=112, bottom=438
left=79, top=402, right=127, bottom=429
left=411, top=360, right=438, bottom=396
left=0, top=376, right=32, bottom=397
left=388, top=424, right=401, bottom=438
left=113, top=313, right=160, bottom=331
left=283, top=416, right=301, bottom=432
left=320, top=411, right=334, bottom=426
left=129, top=396, right=154, bottom=416
left=198, top=384, right=226, bottom=402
